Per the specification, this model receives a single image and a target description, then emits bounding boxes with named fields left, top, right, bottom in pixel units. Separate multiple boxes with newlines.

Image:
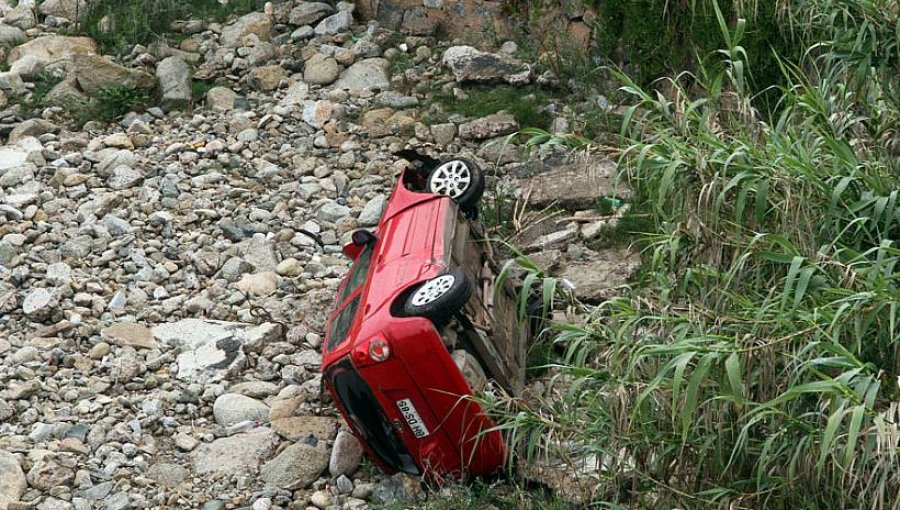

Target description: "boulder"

left=303, top=54, right=339, bottom=85
left=442, top=45, right=531, bottom=84
left=314, top=11, right=353, bottom=35
left=156, top=56, right=192, bottom=110
left=458, top=111, right=518, bottom=140
left=39, top=0, right=92, bottom=21
left=100, top=322, right=158, bottom=349
left=152, top=319, right=283, bottom=382
left=248, top=65, right=288, bottom=91
left=332, top=58, right=390, bottom=91
left=191, top=427, right=280, bottom=476
left=74, top=54, right=154, bottom=96
left=8, top=35, right=98, bottom=66
left=259, top=442, right=329, bottom=490
left=0, top=25, right=26, bottom=46
left=212, top=393, right=270, bottom=427
left=0, top=450, right=26, bottom=510
left=519, top=158, right=630, bottom=210
left=220, top=12, right=274, bottom=47
left=205, top=86, right=238, bottom=112
left=289, top=2, right=334, bottom=26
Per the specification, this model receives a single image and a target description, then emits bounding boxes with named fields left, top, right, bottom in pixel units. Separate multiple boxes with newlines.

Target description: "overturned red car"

left=321, top=154, right=530, bottom=479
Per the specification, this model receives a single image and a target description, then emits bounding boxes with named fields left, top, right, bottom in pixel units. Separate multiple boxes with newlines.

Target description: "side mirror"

left=351, top=230, right=377, bottom=247
left=343, top=230, right=377, bottom=260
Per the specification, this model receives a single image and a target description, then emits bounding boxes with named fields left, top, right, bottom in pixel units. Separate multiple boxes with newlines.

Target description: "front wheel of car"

left=401, top=269, right=471, bottom=327
left=426, top=158, right=485, bottom=211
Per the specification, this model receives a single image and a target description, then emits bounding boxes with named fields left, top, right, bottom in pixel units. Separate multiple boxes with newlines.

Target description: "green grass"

left=15, top=71, right=64, bottom=114
left=486, top=1, right=900, bottom=508
left=372, top=479, right=574, bottom=510
left=431, top=85, right=554, bottom=130
left=66, top=85, right=150, bottom=125
left=80, top=0, right=267, bottom=55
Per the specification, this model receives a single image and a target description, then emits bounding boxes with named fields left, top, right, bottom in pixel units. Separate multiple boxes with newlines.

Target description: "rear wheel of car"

left=426, top=158, right=485, bottom=211
left=402, top=269, right=471, bottom=327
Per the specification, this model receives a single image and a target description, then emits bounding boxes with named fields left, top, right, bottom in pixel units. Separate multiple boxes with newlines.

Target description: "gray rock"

left=147, top=462, right=189, bottom=488
left=101, top=214, right=132, bottom=237
left=8, top=36, right=98, bottom=66
left=259, top=442, right=329, bottom=490
left=9, top=119, right=57, bottom=143
left=0, top=25, right=26, bottom=45
left=213, top=393, right=270, bottom=427
left=74, top=53, right=155, bottom=96
left=39, top=0, right=92, bottom=21
left=317, top=201, right=350, bottom=223
left=370, top=473, right=423, bottom=506
left=26, top=457, right=75, bottom=491
left=329, top=430, right=363, bottom=477
left=289, top=2, right=334, bottom=26
left=333, top=58, right=390, bottom=91
left=301, top=100, right=342, bottom=128
left=279, top=81, right=309, bottom=107
left=304, top=54, right=340, bottom=86
left=442, top=45, right=531, bottom=84
left=206, top=86, right=238, bottom=112
left=101, top=322, right=158, bottom=349
left=555, top=251, right=642, bottom=303
left=314, top=11, right=353, bottom=36
left=107, top=166, right=143, bottom=190
left=357, top=194, right=386, bottom=226
left=0, top=450, right=26, bottom=510
left=519, top=157, right=630, bottom=209
left=191, top=427, right=280, bottom=476
left=152, top=319, right=283, bottom=382
left=156, top=56, right=192, bottom=110
left=9, top=55, right=44, bottom=80
left=459, top=111, right=518, bottom=140
left=220, top=12, right=274, bottom=47
left=22, top=288, right=59, bottom=320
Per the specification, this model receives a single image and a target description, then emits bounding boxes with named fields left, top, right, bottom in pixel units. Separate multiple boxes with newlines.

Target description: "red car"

left=321, top=154, right=529, bottom=479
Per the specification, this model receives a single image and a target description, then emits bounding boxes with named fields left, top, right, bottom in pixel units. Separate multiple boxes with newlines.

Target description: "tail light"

left=352, top=337, right=391, bottom=366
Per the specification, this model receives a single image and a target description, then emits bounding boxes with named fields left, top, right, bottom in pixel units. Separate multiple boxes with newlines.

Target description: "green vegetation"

left=491, top=0, right=900, bottom=508
left=80, top=0, right=267, bottom=55
left=432, top=85, right=554, bottom=130
left=373, top=479, right=573, bottom=510
left=66, top=85, right=150, bottom=124
left=15, top=71, right=64, bottom=114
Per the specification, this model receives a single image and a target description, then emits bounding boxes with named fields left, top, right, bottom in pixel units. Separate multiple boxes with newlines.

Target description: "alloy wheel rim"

left=429, top=160, right=472, bottom=199
left=411, top=275, right=456, bottom=306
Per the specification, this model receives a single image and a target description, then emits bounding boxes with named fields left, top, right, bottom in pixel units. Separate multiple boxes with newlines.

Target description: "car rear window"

left=327, top=358, right=420, bottom=475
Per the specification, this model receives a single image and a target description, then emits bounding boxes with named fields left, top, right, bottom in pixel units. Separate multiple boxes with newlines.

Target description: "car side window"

left=339, top=244, right=374, bottom=303
left=327, top=295, right=360, bottom=351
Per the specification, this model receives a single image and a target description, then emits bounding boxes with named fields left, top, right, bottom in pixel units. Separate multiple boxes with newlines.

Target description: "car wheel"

left=426, top=158, right=485, bottom=211
left=402, top=269, right=471, bottom=327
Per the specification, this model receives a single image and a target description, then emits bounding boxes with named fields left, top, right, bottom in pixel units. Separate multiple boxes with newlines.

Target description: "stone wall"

left=356, top=0, right=597, bottom=52
left=358, top=0, right=512, bottom=43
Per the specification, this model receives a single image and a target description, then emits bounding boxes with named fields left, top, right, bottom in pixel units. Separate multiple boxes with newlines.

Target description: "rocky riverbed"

left=0, top=2, right=637, bottom=509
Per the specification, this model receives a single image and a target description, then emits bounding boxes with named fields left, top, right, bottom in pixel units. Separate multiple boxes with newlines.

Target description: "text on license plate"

left=396, top=398, right=430, bottom=438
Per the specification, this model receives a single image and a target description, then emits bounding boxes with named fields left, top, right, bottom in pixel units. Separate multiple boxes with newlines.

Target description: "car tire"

left=426, top=158, right=485, bottom=211
left=402, top=269, right=472, bottom=327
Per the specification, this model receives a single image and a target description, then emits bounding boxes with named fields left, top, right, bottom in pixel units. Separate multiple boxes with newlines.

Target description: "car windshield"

left=326, top=245, right=374, bottom=352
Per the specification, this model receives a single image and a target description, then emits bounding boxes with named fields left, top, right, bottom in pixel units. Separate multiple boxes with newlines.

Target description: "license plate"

left=396, top=398, right=429, bottom=438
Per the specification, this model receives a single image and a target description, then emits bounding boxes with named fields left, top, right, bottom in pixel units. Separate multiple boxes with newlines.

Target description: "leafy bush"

left=80, top=0, right=267, bottom=55
left=66, top=85, right=150, bottom=124
left=491, top=1, right=900, bottom=508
